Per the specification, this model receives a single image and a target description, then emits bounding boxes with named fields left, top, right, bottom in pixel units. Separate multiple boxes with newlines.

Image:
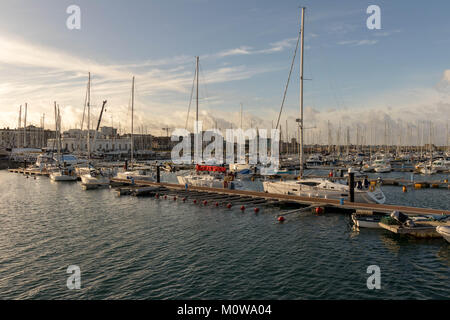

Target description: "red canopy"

left=196, top=164, right=226, bottom=172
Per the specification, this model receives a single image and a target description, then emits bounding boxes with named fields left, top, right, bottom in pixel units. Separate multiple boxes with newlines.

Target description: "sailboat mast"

left=18, top=105, right=22, bottom=148
left=196, top=56, right=199, bottom=134
left=299, top=7, right=305, bottom=178
left=131, top=76, right=135, bottom=167
left=24, top=103, right=27, bottom=148
left=87, top=72, right=91, bottom=161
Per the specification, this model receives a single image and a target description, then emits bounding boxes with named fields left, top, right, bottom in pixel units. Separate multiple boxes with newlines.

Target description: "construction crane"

left=162, top=126, right=170, bottom=137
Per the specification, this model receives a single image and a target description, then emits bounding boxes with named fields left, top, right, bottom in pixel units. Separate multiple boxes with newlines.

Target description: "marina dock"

left=110, top=178, right=450, bottom=217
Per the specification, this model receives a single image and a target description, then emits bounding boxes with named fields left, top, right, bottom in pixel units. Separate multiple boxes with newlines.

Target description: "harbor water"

left=0, top=170, right=449, bottom=299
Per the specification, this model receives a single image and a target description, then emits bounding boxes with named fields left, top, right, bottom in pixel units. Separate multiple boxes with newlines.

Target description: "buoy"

left=254, top=207, right=260, bottom=213
left=173, top=196, right=177, bottom=201
left=182, top=197, right=186, bottom=202
left=203, top=200, right=208, bottom=205
left=226, top=203, right=232, bottom=209
left=215, top=202, right=219, bottom=207
left=193, top=199, right=197, bottom=204
left=155, top=193, right=160, bottom=199
left=278, top=216, right=285, bottom=222
left=164, top=195, right=167, bottom=199
left=240, top=205, right=245, bottom=211
left=315, top=207, right=324, bottom=214
left=402, top=186, right=407, bottom=192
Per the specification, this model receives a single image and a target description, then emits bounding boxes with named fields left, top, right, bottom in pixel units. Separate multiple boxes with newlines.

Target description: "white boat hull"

left=374, top=166, right=391, bottom=173
left=351, top=214, right=383, bottom=229
left=177, top=175, right=242, bottom=189
left=116, top=172, right=155, bottom=181
left=436, top=226, right=450, bottom=243
left=262, top=180, right=385, bottom=204
left=81, top=174, right=110, bottom=188
left=50, top=174, right=78, bottom=181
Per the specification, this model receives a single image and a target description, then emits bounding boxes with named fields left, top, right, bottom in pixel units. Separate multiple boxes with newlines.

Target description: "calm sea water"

left=0, top=170, right=449, bottom=300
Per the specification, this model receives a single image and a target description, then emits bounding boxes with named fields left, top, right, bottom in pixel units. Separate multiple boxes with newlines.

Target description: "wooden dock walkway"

left=110, top=178, right=450, bottom=216
left=8, top=168, right=49, bottom=176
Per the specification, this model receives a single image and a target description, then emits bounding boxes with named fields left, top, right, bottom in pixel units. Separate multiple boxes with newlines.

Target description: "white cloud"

left=337, top=39, right=378, bottom=46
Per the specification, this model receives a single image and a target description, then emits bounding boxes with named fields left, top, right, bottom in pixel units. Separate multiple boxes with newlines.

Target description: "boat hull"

left=351, top=214, right=383, bottom=229
left=262, top=181, right=385, bottom=204
left=436, top=226, right=450, bottom=243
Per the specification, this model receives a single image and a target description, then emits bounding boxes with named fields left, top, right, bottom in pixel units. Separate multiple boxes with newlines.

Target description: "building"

left=0, top=126, right=55, bottom=149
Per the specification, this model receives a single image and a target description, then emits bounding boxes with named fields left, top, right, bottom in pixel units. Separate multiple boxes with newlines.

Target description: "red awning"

left=196, top=164, right=226, bottom=172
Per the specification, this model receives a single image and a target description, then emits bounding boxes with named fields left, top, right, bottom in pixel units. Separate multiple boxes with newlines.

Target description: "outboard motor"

left=390, top=210, right=409, bottom=224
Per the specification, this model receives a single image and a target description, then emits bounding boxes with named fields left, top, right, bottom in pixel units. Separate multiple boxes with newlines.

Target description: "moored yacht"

left=263, top=178, right=385, bottom=204
left=260, top=8, right=385, bottom=205
left=373, top=159, right=392, bottom=173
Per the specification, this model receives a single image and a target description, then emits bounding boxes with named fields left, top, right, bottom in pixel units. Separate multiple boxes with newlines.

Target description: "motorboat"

left=431, top=159, right=448, bottom=172
left=351, top=213, right=385, bottom=229
left=436, top=226, right=450, bottom=243
left=419, top=165, right=437, bottom=175
left=306, top=154, right=323, bottom=167
left=116, top=167, right=156, bottom=182
left=49, top=166, right=78, bottom=181
left=373, top=159, right=391, bottom=173
left=361, top=162, right=375, bottom=172
left=81, top=167, right=114, bottom=189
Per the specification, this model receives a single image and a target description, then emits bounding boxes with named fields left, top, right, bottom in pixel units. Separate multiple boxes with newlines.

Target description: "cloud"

left=337, top=39, right=378, bottom=46
left=0, top=33, right=286, bottom=132
left=216, top=46, right=253, bottom=57
left=213, top=37, right=298, bottom=58
left=372, top=29, right=402, bottom=37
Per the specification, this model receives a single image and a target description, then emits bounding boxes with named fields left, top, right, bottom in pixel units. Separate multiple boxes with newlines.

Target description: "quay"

left=110, top=178, right=450, bottom=217
left=378, top=221, right=446, bottom=238
left=8, top=168, right=49, bottom=176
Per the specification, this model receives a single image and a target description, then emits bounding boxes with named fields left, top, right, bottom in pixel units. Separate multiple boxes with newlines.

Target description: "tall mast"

left=131, top=76, right=135, bottom=167
left=18, top=105, right=22, bottom=148
left=58, top=105, right=62, bottom=157
left=24, top=103, right=27, bottom=148
left=87, top=72, right=91, bottom=161
left=240, top=103, right=243, bottom=129
left=54, top=102, right=60, bottom=161
left=196, top=56, right=199, bottom=134
left=42, top=113, right=45, bottom=149
left=299, top=7, right=305, bottom=177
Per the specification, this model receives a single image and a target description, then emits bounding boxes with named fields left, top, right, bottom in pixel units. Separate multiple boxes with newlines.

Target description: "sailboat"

left=419, top=122, right=437, bottom=174
left=79, top=75, right=114, bottom=188
left=50, top=103, right=78, bottom=181
left=175, top=57, right=243, bottom=189
left=262, top=8, right=385, bottom=204
left=116, top=76, right=156, bottom=182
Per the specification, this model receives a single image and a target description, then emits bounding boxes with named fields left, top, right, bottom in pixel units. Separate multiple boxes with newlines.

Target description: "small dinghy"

left=436, top=226, right=450, bottom=243
left=351, top=212, right=385, bottom=229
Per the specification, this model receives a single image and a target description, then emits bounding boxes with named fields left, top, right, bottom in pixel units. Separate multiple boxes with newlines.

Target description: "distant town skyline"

left=0, top=0, right=449, bottom=145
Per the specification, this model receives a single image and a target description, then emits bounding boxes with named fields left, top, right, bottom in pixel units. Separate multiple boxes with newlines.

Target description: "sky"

left=0, top=0, right=449, bottom=145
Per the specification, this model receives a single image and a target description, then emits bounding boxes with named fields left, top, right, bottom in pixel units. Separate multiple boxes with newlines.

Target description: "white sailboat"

left=262, top=8, right=386, bottom=204
left=419, top=122, right=437, bottom=175
left=50, top=102, right=78, bottom=182
left=175, top=57, right=242, bottom=189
